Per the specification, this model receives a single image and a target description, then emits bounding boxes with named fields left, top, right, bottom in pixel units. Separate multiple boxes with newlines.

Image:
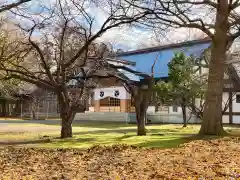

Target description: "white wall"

left=233, top=116, right=240, bottom=124
left=222, top=92, right=230, bottom=112
left=147, top=106, right=155, bottom=113
left=232, top=92, right=240, bottom=123
left=222, top=115, right=229, bottom=124
left=93, top=86, right=131, bottom=100
left=168, top=106, right=182, bottom=114
left=232, top=93, right=240, bottom=112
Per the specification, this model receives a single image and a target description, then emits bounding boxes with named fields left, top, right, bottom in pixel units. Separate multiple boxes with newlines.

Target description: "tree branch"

left=64, top=8, right=150, bottom=67
left=0, top=0, right=31, bottom=13
left=28, top=25, right=55, bottom=83
left=175, top=0, right=217, bottom=8
left=231, top=0, right=240, bottom=9
left=2, top=74, right=54, bottom=90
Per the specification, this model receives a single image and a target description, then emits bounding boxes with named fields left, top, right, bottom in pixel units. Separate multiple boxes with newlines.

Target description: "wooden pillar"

left=94, top=100, right=100, bottom=112
left=229, top=91, right=233, bottom=124
left=120, top=99, right=127, bottom=112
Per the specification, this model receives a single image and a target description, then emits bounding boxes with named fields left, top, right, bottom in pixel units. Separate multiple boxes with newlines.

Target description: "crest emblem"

left=100, top=91, right=104, bottom=97
left=114, top=90, right=120, bottom=97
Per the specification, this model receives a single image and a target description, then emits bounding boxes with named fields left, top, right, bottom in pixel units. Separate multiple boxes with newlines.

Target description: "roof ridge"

left=116, top=38, right=211, bottom=57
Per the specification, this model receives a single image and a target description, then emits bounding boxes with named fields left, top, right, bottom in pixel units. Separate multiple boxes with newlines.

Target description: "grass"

left=44, top=124, right=199, bottom=149
left=0, top=120, right=240, bottom=149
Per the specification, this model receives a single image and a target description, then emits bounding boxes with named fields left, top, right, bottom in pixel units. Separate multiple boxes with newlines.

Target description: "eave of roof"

left=88, top=56, right=136, bottom=66
left=116, top=38, right=211, bottom=57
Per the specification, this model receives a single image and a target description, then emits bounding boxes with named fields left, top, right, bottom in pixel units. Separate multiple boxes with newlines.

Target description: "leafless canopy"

left=0, top=0, right=31, bottom=13
left=126, top=0, right=240, bottom=41
left=0, top=0, right=151, bottom=91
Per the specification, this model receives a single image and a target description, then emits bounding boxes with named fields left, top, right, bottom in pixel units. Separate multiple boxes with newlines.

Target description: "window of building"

left=236, top=94, right=240, bottom=103
left=109, top=97, right=120, bottom=106
left=172, top=105, right=178, bottom=112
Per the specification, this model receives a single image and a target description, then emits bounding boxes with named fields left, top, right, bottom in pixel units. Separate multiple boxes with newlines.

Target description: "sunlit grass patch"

left=0, top=122, right=239, bottom=149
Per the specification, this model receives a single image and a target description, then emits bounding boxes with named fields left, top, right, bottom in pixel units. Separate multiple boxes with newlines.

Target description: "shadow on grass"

left=1, top=120, right=239, bottom=149
left=136, top=136, right=194, bottom=148
left=72, top=127, right=197, bottom=136
left=135, top=135, right=224, bottom=149
left=0, top=134, right=230, bottom=149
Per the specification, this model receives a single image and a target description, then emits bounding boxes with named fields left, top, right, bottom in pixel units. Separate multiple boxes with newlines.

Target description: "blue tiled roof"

left=107, top=61, right=140, bottom=82
left=116, top=39, right=211, bottom=78
left=118, top=65, right=141, bottom=82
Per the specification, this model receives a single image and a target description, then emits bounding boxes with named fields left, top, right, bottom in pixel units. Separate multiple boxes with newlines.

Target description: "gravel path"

left=0, top=120, right=61, bottom=133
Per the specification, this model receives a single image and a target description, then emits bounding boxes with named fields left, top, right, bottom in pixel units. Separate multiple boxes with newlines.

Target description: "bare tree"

left=125, top=79, right=153, bottom=135
left=0, top=0, right=150, bottom=138
left=0, top=25, right=28, bottom=98
left=98, top=61, right=153, bottom=136
left=126, top=0, right=240, bottom=135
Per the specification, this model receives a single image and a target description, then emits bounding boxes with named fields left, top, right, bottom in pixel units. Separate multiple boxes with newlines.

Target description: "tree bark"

left=132, top=78, right=152, bottom=136
left=61, top=114, right=74, bottom=138
left=181, top=104, right=187, bottom=127
left=200, top=0, right=229, bottom=135
left=58, top=92, right=75, bottom=138
left=136, top=105, right=146, bottom=136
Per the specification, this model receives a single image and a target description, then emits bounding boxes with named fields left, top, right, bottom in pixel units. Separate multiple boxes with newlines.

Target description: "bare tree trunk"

left=200, top=0, right=229, bottom=135
left=61, top=112, right=74, bottom=138
left=135, top=104, right=146, bottom=136
left=200, top=44, right=227, bottom=135
left=31, top=98, right=38, bottom=120
left=58, top=92, right=75, bottom=138
left=32, top=109, right=36, bottom=120
left=131, top=79, right=152, bottom=136
left=31, top=102, right=36, bottom=120
left=181, top=104, right=187, bottom=127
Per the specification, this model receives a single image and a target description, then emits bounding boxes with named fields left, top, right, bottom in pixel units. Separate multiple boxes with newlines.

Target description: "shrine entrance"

left=92, top=86, right=133, bottom=112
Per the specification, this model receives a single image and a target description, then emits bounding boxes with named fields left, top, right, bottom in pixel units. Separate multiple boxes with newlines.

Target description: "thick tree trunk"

left=60, top=108, right=75, bottom=138
left=135, top=98, right=146, bottom=135
left=181, top=104, right=187, bottom=127
left=200, top=44, right=227, bottom=135
left=61, top=115, right=74, bottom=138
left=58, top=92, right=75, bottom=138
left=134, top=91, right=148, bottom=136
left=136, top=107, right=146, bottom=136
left=132, top=78, right=153, bottom=136
left=200, top=0, right=229, bottom=135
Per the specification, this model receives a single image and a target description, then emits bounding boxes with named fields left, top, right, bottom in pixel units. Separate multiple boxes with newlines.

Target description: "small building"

left=8, top=38, right=240, bottom=124
left=79, top=38, right=240, bottom=124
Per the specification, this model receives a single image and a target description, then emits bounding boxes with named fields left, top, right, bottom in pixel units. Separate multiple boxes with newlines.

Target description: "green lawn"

left=0, top=120, right=240, bottom=149
left=46, top=124, right=200, bottom=149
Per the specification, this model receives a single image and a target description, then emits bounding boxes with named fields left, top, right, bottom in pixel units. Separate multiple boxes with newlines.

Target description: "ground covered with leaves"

left=0, top=137, right=240, bottom=180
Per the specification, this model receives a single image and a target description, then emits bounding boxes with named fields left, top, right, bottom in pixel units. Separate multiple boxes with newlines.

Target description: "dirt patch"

left=0, top=137, right=240, bottom=180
